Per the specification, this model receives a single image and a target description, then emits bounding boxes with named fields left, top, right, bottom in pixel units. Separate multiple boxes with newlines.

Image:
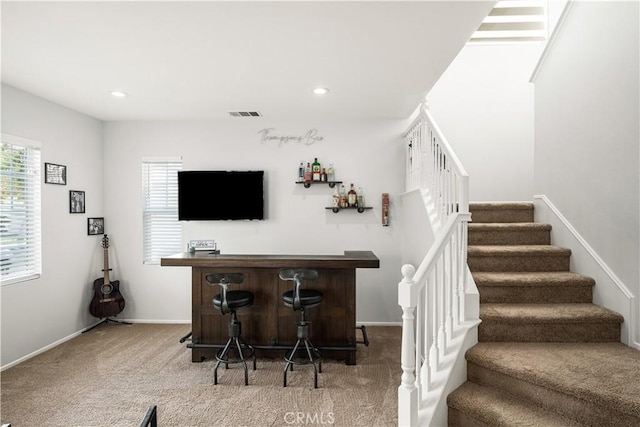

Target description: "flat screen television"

left=178, top=170, right=264, bottom=221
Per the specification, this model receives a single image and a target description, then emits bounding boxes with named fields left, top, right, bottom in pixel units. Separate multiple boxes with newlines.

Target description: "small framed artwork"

left=69, top=190, right=85, bottom=213
left=88, top=217, right=104, bottom=235
left=44, top=163, right=67, bottom=185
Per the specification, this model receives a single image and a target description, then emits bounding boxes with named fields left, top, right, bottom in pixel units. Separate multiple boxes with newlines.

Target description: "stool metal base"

left=214, top=321, right=256, bottom=385
left=284, top=320, right=322, bottom=388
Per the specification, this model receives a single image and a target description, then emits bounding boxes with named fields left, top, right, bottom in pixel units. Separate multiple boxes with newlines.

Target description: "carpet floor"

left=1, top=324, right=400, bottom=426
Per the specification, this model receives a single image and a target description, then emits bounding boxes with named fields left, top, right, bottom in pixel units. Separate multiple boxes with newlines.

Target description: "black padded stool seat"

left=213, top=290, right=254, bottom=311
left=205, top=273, right=256, bottom=386
left=279, top=268, right=323, bottom=388
left=282, top=289, right=323, bottom=308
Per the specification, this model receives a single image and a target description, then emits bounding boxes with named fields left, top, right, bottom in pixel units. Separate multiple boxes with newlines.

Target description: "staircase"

left=447, top=202, right=640, bottom=426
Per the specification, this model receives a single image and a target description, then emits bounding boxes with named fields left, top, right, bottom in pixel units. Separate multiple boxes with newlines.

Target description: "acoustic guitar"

left=89, top=234, right=125, bottom=319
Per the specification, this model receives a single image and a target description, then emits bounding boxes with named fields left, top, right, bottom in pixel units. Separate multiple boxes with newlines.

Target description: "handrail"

left=399, top=103, right=475, bottom=426
left=530, top=0, right=574, bottom=82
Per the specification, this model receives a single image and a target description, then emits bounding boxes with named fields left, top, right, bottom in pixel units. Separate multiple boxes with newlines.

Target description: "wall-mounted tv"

left=178, top=170, right=264, bottom=221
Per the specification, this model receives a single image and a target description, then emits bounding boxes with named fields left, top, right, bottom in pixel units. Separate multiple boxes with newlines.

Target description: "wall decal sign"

left=258, top=128, right=324, bottom=146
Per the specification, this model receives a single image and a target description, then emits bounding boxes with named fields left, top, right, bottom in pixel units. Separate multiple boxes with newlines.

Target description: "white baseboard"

left=1, top=327, right=86, bottom=372
left=119, top=319, right=191, bottom=324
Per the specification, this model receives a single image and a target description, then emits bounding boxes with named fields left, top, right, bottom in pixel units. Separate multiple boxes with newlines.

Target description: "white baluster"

left=398, top=264, right=418, bottom=427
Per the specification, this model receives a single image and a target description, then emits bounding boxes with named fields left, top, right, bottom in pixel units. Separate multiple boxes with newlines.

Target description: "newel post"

left=398, top=264, right=418, bottom=427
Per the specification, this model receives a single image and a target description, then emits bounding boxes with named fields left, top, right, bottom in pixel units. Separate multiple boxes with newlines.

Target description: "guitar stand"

left=83, top=317, right=132, bottom=333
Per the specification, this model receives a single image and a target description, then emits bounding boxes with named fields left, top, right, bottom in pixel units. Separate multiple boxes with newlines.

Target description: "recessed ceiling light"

left=110, top=90, right=128, bottom=98
left=313, top=87, right=329, bottom=95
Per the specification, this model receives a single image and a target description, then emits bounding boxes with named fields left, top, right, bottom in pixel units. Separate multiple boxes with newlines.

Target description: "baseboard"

left=119, top=319, right=191, bottom=324
left=357, top=321, right=402, bottom=327
left=533, top=194, right=637, bottom=346
left=1, top=327, right=87, bottom=372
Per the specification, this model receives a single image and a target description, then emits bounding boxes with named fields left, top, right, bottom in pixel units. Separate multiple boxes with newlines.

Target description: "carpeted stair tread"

left=468, top=223, right=551, bottom=245
left=468, top=245, right=571, bottom=257
left=468, top=245, right=571, bottom=272
left=472, top=271, right=594, bottom=287
left=466, top=342, right=640, bottom=422
left=447, top=381, right=581, bottom=427
left=473, top=272, right=595, bottom=303
left=480, top=303, right=623, bottom=324
left=469, top=202, right=534, bottom=223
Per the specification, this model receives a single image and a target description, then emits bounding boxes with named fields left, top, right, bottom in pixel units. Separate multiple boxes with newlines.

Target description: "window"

left=1, top=134, right=42, bottom=285
left=469, top=0, right=548, bottom=44
left=142, top=157, right=182, bottom=264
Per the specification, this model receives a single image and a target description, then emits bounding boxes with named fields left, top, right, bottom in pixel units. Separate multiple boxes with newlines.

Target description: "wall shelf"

left=325, top=206, right=372, bottom=214
left=296, top=180, right=342, bottom=188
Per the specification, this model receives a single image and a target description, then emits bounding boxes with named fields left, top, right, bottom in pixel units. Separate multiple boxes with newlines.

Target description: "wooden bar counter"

left=161, top=250, right=379, bottom=365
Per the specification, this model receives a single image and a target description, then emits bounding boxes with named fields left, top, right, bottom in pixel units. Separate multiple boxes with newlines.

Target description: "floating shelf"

left=296, top=180, right=342, bottom=188
left=325, top=206, right=372, bottom=214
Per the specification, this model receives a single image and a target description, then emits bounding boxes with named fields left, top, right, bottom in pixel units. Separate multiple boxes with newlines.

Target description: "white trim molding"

left=534, top=195, right=638, bottom=349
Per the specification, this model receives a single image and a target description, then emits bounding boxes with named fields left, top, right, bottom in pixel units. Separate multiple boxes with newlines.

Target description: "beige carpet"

left=1, top=324, right=400, bottom=426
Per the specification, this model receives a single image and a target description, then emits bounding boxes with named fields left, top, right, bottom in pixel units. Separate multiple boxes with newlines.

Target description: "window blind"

left=142, top=158, right=182, bottom=264
left=470, top=0, right=548, bottom=44
left=1, top=135, right=42, bottom=285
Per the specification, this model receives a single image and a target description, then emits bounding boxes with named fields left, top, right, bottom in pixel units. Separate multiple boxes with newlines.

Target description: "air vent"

left=229, top=111, right=262, bottom=117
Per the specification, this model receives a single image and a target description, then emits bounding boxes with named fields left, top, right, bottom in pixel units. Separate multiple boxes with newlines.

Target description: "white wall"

left=1, top=84, right=104, bottom=367
left=533, top=1, right=640, bottom=345
left=427, top=43, right=542, bottom=202
left=102, top=119, right=406, bottom=325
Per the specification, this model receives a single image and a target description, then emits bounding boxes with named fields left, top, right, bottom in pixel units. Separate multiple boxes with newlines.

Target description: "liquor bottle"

left=327, top=162, right=335, bottom=181
left=332, top=187, right=340, bottom=207
left=339, top=184, right=348, bottom=208
left=304, top=162, right=312, bottom=182
left=320, top=168, right=328, bottom=182
left=298, top=161, right=304, bottom=182
left=312, top=157, right=321, bottom=181
left=348, top=183, right=357, bottom=207
left=357, top=187, right=364, bottom=207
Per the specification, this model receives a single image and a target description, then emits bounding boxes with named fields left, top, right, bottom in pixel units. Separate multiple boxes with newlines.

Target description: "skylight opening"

left=469, top=0, right=548, bottom=45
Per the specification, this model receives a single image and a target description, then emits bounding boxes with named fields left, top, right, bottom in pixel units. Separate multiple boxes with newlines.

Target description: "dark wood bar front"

left=161, top=250, right=380, bottom=365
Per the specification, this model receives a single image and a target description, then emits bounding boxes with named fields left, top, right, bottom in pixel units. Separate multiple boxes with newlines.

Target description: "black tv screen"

left=178, top=170, right=264, bottom=221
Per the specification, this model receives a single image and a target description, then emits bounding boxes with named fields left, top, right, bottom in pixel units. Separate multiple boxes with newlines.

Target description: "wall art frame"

left=87, top=217, right=104, bottom=235
left=44, top=162, right=67, bottom=185
left=69, top=190, right=85, bottom=213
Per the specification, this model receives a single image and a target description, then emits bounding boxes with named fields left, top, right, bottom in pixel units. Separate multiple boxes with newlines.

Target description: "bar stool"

left=205, top=273, right=256, bottom=385
left=279, top=269, right=323, bottom=388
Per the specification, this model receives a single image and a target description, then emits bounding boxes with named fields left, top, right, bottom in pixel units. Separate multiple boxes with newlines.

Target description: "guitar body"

left=89, top=234, right=126, bottom=319
left=89, top=278, right=125, bottom=319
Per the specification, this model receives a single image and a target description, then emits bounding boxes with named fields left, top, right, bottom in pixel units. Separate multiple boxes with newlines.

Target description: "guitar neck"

left=103, top=246, right=110, bottom=284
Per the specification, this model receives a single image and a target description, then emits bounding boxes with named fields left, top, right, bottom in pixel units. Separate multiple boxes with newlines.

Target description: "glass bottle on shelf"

left=312, top=158, right=321, bottom=181
left=357, top=187, right=364, bottom=207
left=339, top=184, right=348, bottom=208
left=320, top=168, right=328, bottom=182
left=327, top=162, right=335, bottom=181
left=333, top=187, right=340, bottom=207
left=304, top=162, right=312, bottom=182
left=348, top=183, right=357, bottom=207
left=298, top=161, right=304, bottom=182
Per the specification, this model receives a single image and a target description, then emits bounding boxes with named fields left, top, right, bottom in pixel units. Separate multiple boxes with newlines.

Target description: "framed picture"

left=69, top=190, right=85, bottom=213
left=87, top=217, right=104, bottom=235
left=44, top=163, right=67, bottom=185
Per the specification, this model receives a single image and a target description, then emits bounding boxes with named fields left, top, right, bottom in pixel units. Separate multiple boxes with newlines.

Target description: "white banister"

left=399, top=103, right=478, bottom=426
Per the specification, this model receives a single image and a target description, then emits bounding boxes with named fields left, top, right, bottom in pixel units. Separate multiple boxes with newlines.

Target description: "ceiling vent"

left=228, top=111, right=262, bottom=117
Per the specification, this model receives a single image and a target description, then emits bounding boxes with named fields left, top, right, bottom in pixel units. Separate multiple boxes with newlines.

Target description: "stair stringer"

left=533, top=195, right=638, bottom=348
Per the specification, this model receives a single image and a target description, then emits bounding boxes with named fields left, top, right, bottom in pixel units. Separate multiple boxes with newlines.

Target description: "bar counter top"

left=160, top=250, right=380, bottom=269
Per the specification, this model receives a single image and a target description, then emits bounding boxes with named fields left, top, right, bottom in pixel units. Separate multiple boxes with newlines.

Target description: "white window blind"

left=469, top=0, right=548, bottom=44
left=142, top=158, right=182, bottom=264
left=1, top=135, right=42, bottom=285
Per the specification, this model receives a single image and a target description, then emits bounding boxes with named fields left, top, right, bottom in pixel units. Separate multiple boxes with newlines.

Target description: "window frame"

left=1, top=134, right=42, bottom=286
left=141, top=156, right=183, bottom=265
